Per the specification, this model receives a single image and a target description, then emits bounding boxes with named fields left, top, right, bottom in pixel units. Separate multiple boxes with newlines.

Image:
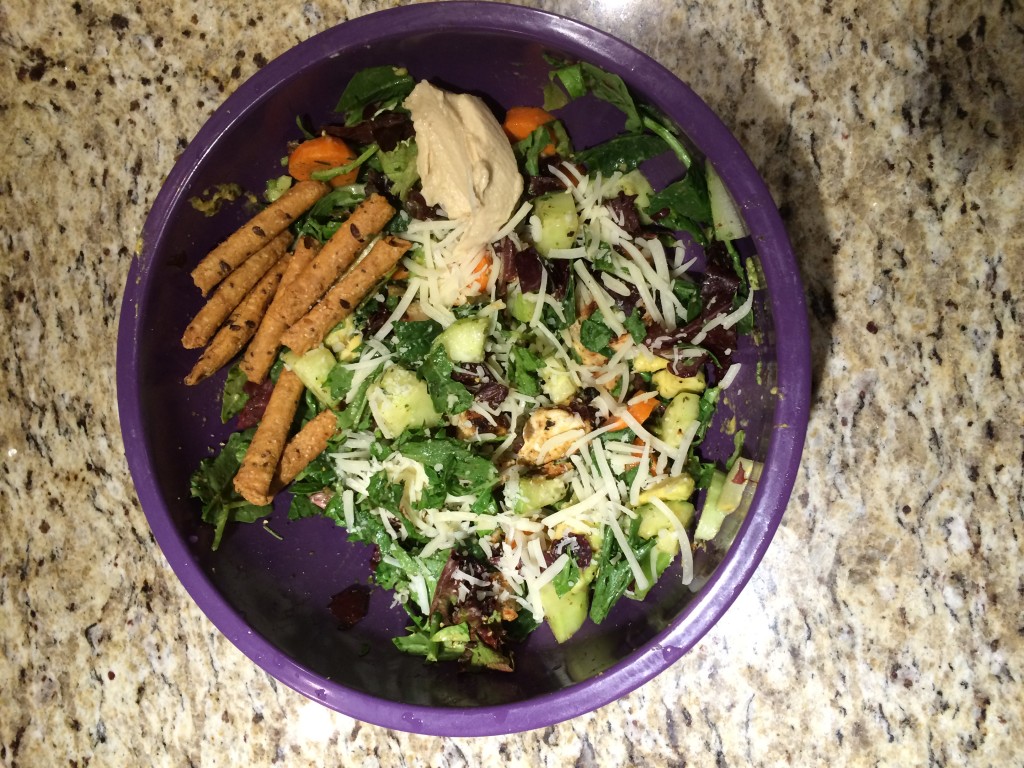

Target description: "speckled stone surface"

left=1, top=0, right=1021, bottom=764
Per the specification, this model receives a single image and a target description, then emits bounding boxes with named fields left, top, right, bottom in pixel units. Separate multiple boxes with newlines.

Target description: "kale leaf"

left=419, top=345, right=473, bottom=416
left=220, top=364, right=250, bottom=423
left=335, top=65, right=415, bottom=126
left=189, top=430, right=272, bottom=550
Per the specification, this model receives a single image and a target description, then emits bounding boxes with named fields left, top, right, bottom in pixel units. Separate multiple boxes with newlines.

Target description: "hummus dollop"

left=405, top=81, right=523, bottom=263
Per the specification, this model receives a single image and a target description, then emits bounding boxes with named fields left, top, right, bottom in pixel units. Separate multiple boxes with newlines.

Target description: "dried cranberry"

left=329, top=584, right=371, bottom=630
left=236, top=378, right=274, bottom=429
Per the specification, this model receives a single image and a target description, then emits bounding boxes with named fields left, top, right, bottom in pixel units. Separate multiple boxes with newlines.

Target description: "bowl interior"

left=120, top=3, right=807, bottom=735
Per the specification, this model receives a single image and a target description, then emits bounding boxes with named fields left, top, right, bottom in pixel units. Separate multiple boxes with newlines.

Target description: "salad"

left=184, top=61, right=762, bottom=671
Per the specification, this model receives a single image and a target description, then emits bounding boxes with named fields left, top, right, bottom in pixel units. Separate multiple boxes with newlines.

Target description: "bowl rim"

left=117, top=0, right=810, bottom=737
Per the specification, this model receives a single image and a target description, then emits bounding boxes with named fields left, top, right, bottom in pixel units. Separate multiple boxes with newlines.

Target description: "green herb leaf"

left=514, top=120, right=572, bottom=177
left=647, top=169, right=712, bottom=241
left=671, top=278, right=703, bottom=323
left=552, top=556, right=581, bottom=597
left=549, top=61, right=642, bottom=133
left=294, top=184, right=366, bottom=241
left=220, top=364, right=250, bottom=423
left=392, top=320, right=443, bottom=367
left=589, top=524, right=657, bottom=624
left=509, top=346, right=546, bottom=396
left=325, top=362, right=355, bottom=401
left=579, top=311, right=614, bottom=356
left=575, top=134, right=668, bottom=176
left=378, top=139, right=419, bottom=199
left=309, top=144, right=378, bottom=182
left=335, top=66, right=415, bottom=125
left=624, top=308, right=647, bottom=344
left=189, top=430, right=272, bottom=550
left=419, top=345, right=473, bottom=416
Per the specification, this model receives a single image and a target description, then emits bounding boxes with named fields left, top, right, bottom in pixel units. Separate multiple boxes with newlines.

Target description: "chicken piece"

left=518, top=408, right=588, bottom=465
left=450, top=409, right=510, bottom=440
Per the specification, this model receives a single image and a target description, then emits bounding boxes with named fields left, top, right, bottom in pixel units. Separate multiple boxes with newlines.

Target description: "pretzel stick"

left=184, top=250, right=294, bottom=385
left=240, top=194, right=395, bottom=382
left=235, top=235, right=321, bottom=384
left=281, top=235, right=412, bottom=355
left=279, top=234, right=320, bottom=292
left=233, top=369, right=304, bottom=506
left=181, top=230, right=291, bottom=349
left=272, top=409, right=338, bottom=489
left=190, top=180, right=329, bottom=296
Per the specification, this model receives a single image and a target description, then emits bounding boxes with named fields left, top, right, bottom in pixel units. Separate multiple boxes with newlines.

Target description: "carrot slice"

left=288, top=136, right=359, bottom=187
left=605, top=395, right=660, bottom=432
left=468, top=250, right=493, bottom=293
left=502, top=106, right=557, bottom=155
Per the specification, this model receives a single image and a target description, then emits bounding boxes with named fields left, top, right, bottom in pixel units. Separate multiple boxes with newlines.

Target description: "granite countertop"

left=2, top=0, right=1021, bottom=764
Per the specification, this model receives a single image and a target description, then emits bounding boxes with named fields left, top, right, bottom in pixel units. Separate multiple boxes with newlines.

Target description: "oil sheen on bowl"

left=117, top=2, right=810, bottom=736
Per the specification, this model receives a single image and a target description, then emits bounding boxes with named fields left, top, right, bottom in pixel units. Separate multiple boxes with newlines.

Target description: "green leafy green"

left=726, top=430, right=746, bottom=471
left=294, top=184, right=366, bottom=241
left=672, top=278, right=703, bottom=323
left=220, top=364, right=250, bottom=423
left=513, top=120, right=572, bottom=176
left=548, top=61, right=642, bottom=133
left=189, top=430, right=272, bottom=550
left=310, top=144, right=379, bottom=183
left=686, top=456, right=718, bottom=489
left=335, top=65, right=415, bottom=125
left=647, top=169, right=711, bottom=241
left=419, top=345, right=473, bottom=416
left=579, top=311, right=614, bottom=356
left=287, top=451, right=341, bottom=521
left=624, top=308, right=647, bottom=344
left=589, top=522, right=657, bottom=624
left=378, top=139, right=419, bottom=199
left=391, top=320, right=443, bottom=367
left=397, top=436, right=499, bottom=512
left=336, top=366, right=380, bottom=431
left=509, top=346, right=546, bottom=396
left=640, top=113, right=693, bottom=169
left=552, top=556, right=581, bottom=597
left=575, top=134, right=668, bottom=175
left=694, top=386, right=721, bottom=444
left=325, top=362, right=355, bottom=401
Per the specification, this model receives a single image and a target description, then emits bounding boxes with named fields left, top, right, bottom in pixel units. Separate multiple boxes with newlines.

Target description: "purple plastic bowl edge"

left=115, top=1, right=811, bottom=737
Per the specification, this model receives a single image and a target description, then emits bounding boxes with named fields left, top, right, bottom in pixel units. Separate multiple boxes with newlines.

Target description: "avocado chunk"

left=636, top=499, right=695, bottom=540
left=652, top=369, right=705, bottom=399
left=694, top=469, right=728, bottom=542
left=637, top=475, right=696, bottom=505
left=366, top=365, right=441, bottom=438
left=512, top=475, right=568, bottom=515
left=717, top=457, right=756, bottom=515
left=282, top=347, right=339, bottom=406
left=508, top=289, right=539, bottom=324
left=538, top=359, right=578, bottom=405
left=707, top=161, right=749, bottom=241
left=540, top=581, right=589, bottom=643
left=433, top=316, right=490, bottom=363
left=655, top=391, right=701, bottom=449
left=533, top=190, right=579, bottom=256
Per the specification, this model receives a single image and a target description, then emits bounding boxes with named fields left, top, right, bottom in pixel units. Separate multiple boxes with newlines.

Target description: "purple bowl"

left=117, top=2, right=809, bottom=736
